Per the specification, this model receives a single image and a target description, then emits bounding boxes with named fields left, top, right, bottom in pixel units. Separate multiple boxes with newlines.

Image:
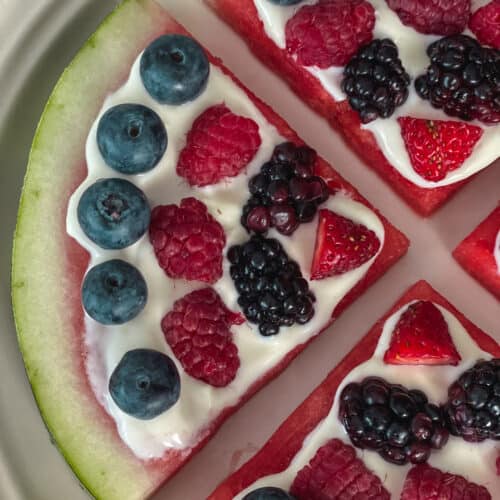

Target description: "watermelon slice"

left=11, top=0, right=408, bottom=498
left=208, top=280, right=500, bottom=499
left=453, top=203, right=500, bottom=300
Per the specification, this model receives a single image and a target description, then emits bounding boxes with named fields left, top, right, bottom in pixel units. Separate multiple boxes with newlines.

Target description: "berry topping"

left=386, top=0, right=471, bottom=36
left=285, top=0, right=375, bottom=68
left=108, top=349, right=180, bottom=420
left=177, top=104, right=261, bottom=187
left=140, top=34, right=209, bottom=105
left=342, top=39, right=410, bottom=123
left=401, top=464, right=492, bottom=499
left=161, top=288, right=244, bottom=387
left=290, top=438, right=390, bottom=499
left=383, top=301, right=462, bottom=365
left=77, top=178, right=150, bottom=250
left=469, top=1, right=500, bottom=49
left=339, top=377, right=449, bottom=465
left=398, top=117, right=483, bottom=182
left=497, top=454, right=500, bottom=475
left=242, top=487, right=294, bottom=500
left=242, top=142, right=329, bottom=236
left=311, top=210, right=380, bottom=280
left=415, top=35, right=500, bottom=124
left=149, top=197, right=225, bottom=284
left=228, top=235, right=315, bottom=336
left=443, top=358, right=500, bottom=442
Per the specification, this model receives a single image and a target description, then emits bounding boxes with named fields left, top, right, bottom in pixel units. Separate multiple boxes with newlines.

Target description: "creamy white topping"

left=494, top=230, right=500, bottom=274
left=253, top=0, right=500, bottom=188
left=67, top=52, right=384, bottom=458
left=236, top=302, right=497, bottom=499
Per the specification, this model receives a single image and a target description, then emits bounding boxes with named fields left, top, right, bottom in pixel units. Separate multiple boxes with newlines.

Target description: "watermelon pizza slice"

left=11, top=1, right=408, bottom=498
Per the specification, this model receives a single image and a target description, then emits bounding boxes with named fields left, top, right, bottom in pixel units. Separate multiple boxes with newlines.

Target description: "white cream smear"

left=253, top=0, right=500, bottom=188
left=66, top=52, right=385, bottom=458
left=236, top=302, right=499, bottom=499
left=495, top=230, right=500, bottom=274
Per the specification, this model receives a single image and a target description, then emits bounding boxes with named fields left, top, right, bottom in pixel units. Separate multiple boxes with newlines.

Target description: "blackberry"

left=342, top=39, right=410, bottom=123
left=242, top=142, right=329, bottom=236
left=443, top=359, right=500, bottom=442
left=415, top=35, right=500, bottom=124
left=339, top=377, right=449, bottom=465
left=228, top=235, right=315, bottom=336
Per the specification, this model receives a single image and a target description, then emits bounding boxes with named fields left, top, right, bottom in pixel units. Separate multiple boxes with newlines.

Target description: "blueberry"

left=242, top=487, right=295, bottom=500
left=140, top=34, right=209, bottom=105
left=77, top=178, right=150, bottom=249
left=97, top=104, right=167, bottom=174
left=82, top=259, right=147, bottom=325
left=109, top=349, right=180, bottom=419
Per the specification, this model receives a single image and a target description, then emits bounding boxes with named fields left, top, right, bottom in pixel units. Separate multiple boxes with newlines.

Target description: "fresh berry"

left=82, top=259, right=147, bottom=325
left=342, top=39, right=410, bottom=123
left=149, top=197, right=225, bottom=284
left=77, top=178, right=150, bottom=250
left=161, top=288, right=244, bottom=387
left=311, top=209, right=380, bottom=280
left=401, top=464, right=492, bottom=499
left=108, top=348, right=180, bottom=420
left=242, top=142, right=329, bottom=236
left=242, top=487, right=295, bottom=500
left=469, top=1, right=500, bottom=49
left=228, top=235, right=315, bottom=336
left=398, top=117, right=483, bottom=182
left=96, top=103, right=167, bottom=174
left=285, top=0, right=375, bottom=68
left=415, top=35, right=500, bottom=124
left=140, top=34, right=209, bottom=105
left=496, top=454, right=500, bottom=475
left=386, top=0, right=471, bottom=36
left=177, top=104, right=261, bottom=187
left=339, top=377, right=449, bottom=465
left=383, top=301, right=462, bottom=365
left=443, top=358, right=500, bottom=442
left=290, top=438, right=390, bottom=499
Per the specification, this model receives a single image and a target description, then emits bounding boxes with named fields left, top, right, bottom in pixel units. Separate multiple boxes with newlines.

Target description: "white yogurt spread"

left=494, top=229, right=500, bottom=274
left=253, top=0, right=500, bottom=188
left=236, top=301, right=498, bottom=498
left=67, top=51, right=384, bottom=459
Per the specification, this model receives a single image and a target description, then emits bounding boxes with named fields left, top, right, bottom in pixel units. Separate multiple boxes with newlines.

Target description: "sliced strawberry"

left=398, top=117, right=483, bottom=182
left=469, top=0, right=500, bottom=49
left=383, top=300, right=461, bottom=366
left=310, top=209, right=380, bottom=280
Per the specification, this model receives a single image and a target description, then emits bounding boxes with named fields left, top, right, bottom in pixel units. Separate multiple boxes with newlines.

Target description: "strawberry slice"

left=383, top=300, right=461, bottom=365
left=310, top=209, right=380, bottom=280
left=398, top=117, right=483, bottom=182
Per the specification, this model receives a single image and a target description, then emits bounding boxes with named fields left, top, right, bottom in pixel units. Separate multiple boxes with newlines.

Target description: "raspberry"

left=149, top=197, right=225, bottom=284
left=176, top=104, right=261, bottom=187
left=469, top=1, right=500, bottom=49
left=398, top=117, right=483, bottom=182
left=386, top=0, right=471, bottom=35
left=162, top=288, right=244, bottom=387
left=285, top=0, right=375, bottom=68
left=290, top=439, right=390, bottom=499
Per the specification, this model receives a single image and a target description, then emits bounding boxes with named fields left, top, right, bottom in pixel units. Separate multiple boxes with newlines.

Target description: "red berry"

left=176, top=104, right=261, bottom=187
left=469, top=1, right=500, bottom=49
left=149, top=197, right=225, bottom=284
left=398, top=117, right=483, bottom=182
left=496, top=454, right=500, bottom=475
left=269, top=205, right=298, bottom=235
left=285, top=0, right=375, bottom=68
left=386, top=0, right=471, bottom=35
left=291, top=438, right=390, bottom=500
left=246, top=206, right=271, bottom=233
left=162, top=288, right=244, bottom=387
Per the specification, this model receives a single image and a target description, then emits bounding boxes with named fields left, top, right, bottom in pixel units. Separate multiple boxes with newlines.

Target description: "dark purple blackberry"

left=242, top=142, right=329, bottom=236
left=341, top=39, right=410, bottom=123
left=443, top=359, right=500, bottom=442
left=339, top=377, right=449, bottom=465
left=415, top=35, right=500, bottom=124
left=228, top=235, right=315, bottom=336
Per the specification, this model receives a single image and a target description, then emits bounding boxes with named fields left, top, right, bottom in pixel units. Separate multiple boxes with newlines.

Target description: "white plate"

left=0, top=1, right=498, bottom=498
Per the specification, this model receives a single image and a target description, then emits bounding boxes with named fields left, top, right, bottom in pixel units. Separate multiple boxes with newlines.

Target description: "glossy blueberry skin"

left=140, top=34, right=209, bottom=105
left=109, top=349, right=180, bottom=420
left=97, top=103, right=167, bottom=174
left=82, top=259, right=147, bottom=325
left=242, top=487, right=295, bottom=500
left=267, top=0, right=302, bottom=4
left=77, top=178, right=150, bottom=250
